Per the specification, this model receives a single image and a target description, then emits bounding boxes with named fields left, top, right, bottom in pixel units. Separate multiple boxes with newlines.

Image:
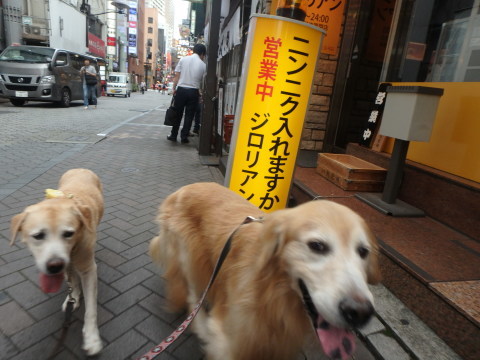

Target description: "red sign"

left=88, top=32, right=106, bottom=58
left=107, top=36, right=116, bottom=46
left=129, top=21, right=137, bottom=28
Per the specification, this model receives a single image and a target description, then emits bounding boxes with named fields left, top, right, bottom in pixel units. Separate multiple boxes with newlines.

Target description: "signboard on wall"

left=225, top=15, right=325, bottom=212
left=359, top=82, right=391, bottom=148
left=128, top=0, right=138, bottom=55
left=88, top=33, right=106, bottom=58
left=270, top=0, right=346, bottom=55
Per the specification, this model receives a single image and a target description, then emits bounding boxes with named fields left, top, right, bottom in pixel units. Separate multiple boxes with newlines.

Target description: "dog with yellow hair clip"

left=10, top=168, right=104, bottom=356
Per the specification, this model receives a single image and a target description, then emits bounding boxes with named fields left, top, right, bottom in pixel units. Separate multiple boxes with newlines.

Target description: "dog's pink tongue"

left=316, top=318, right=356, bottom=360
left=39, top=272, right=64, bottom=293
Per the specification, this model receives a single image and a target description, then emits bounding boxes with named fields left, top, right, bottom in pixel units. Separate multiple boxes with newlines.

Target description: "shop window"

left=386, top=0, right=478, bottom=82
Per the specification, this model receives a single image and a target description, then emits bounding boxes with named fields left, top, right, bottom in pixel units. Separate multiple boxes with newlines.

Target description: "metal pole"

left=381, top=138, right=410, bottom=204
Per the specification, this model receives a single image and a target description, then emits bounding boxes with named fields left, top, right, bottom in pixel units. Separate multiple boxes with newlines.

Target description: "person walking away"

left=140, top=81, right=146, bottom=94
left=80, top=59, right=97, bottom=110
left=167, top=43, right=207, bottom=144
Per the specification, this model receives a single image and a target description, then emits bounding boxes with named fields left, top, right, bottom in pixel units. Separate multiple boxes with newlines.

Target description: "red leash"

left=137, top=216, right=261, bottom=360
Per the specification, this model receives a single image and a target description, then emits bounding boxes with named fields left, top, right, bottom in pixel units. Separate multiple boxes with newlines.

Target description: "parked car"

left=106, top=72, right=132, bottom=97
left=0, top=45, right=101, bottom=107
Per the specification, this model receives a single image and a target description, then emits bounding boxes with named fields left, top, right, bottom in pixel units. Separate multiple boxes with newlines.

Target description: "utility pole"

left=198, top=0, right=221, bottom=156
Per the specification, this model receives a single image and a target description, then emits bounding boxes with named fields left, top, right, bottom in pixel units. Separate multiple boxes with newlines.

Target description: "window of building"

left=148, top=27, right=153, bottom=34
left=148, top=17, right=154, bottom=24
left=147, top=38, right=153, bottom=47
left=385, top=0, right=478, bottom=82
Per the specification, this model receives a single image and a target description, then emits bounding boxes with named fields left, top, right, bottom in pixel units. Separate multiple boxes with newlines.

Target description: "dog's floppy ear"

left=367, top=236, right=381, bottom=284
left=10, top=212, right=28, bottom=245
left=73, top=205, right=94, bottom=232
left=257, top=211, right=288, bottom=263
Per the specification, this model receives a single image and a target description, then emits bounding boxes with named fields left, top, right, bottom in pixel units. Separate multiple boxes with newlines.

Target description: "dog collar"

left=45, top=189, right=74, bottom=199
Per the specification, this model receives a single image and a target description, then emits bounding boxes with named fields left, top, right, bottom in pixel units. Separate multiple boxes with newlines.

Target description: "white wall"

left=49, top=0, right=87, bottom=53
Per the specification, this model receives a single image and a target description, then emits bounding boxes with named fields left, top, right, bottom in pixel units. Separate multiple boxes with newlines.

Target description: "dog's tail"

left=148, top=236, right=162, bottom=265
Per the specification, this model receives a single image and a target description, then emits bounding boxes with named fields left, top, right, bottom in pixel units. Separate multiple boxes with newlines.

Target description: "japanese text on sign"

left=227, top=16, right=324, bottom=211
left=256, top=37, right=282, bottom=101
left=239, top=36, right=309, bottom=209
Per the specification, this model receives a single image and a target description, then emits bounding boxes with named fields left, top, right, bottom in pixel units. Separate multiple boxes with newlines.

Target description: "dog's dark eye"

left=358, top=246, right=369, bottom=259
left=63, top=230, right=75, bottom=238
left=308, top=241, right=330, bottom=255
left=32, top=232, right=45, bottom=240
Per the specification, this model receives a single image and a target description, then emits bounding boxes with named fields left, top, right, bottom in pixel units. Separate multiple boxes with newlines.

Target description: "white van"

left=106, top=72, right=132, bottom=97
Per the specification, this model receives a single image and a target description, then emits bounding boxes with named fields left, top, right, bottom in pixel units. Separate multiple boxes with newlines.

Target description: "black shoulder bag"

left=164, top=96, right=179, bottom=126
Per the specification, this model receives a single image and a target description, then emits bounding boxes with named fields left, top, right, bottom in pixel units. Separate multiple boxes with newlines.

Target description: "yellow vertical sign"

left=225, top=15, right=325, bottom=212
left=270, top=0, right=346, bottom=55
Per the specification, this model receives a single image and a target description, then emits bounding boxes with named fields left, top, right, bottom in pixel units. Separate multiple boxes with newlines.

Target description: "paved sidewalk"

left=0, top=106, right=460, bottom=360
left=0, top=110, right=215, bottom=359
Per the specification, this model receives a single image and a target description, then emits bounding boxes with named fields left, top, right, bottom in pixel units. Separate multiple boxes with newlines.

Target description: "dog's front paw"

left=62, top=296, right=80, bottom=312
left=82, top=332, right=103, bottom=356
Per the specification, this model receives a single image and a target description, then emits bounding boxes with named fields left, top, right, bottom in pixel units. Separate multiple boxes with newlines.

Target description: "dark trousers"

left=193, top=101, right=202, bottom=132
left=169, top=87, right=199, bottom=140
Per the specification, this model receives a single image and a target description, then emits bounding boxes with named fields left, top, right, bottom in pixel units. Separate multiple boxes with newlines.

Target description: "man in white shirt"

left=167, top=43, right=207, bottom=143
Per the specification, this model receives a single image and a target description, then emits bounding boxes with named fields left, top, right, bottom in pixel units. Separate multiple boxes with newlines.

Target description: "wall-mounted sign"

left=225, top=15, right=325, bottom=211
left=107, top=37, right=116, bottom=46
left=128, top=0, right=138, bottom=55
left=88, top=33, right=106, bottom=58
left=359, top=82, right=392, bottom=148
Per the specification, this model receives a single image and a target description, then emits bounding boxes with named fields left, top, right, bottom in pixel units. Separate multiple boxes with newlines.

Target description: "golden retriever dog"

left=10, top=168, right=104, bottom=356
left=149, top=182, right=381, bottom=360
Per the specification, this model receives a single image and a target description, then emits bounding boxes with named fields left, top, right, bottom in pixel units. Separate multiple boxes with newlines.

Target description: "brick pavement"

left=0, top=109, right=216, bottom=360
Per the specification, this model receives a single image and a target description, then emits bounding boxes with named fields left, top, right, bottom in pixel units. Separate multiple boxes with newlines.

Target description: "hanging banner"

left=225, top=15, right=325, bottom=212
left=128, top=0, right=138, bottom=55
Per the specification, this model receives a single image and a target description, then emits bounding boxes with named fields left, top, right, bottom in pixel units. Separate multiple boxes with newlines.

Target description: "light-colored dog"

left=10, top=168, right=103, bottom=356
left=149, top=182, right=381, bottom=360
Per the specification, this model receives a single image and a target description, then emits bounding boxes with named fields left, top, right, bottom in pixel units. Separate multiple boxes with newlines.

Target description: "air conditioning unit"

left=32, top=26, right=41, bottom=35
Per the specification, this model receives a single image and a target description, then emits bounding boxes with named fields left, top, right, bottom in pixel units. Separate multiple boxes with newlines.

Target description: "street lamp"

left=110, top=1, right=130, bottom=12
left=91, top=9, right=126, bottom=16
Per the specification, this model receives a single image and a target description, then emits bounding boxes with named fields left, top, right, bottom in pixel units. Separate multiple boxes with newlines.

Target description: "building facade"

left=0, top=0, right=182, bottom=87
left=198, top=1, right=479, bottom=359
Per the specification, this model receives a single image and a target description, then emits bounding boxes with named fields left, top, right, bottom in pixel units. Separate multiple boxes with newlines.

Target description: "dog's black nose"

left=339, top=297, right=374, bottom=328
left=46, top=258, right=65, bottom=274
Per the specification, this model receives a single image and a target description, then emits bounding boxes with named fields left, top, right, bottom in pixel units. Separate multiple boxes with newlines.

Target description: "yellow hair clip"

left=45, top=189, right=66, bottom=199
